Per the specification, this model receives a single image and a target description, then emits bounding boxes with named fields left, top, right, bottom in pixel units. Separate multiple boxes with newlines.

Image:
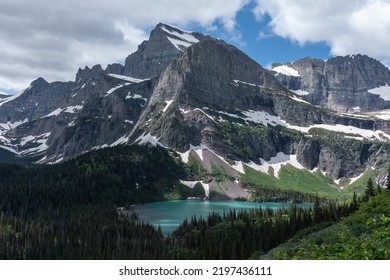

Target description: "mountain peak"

left=122, top=23, right=214, bottom=79
left=157, top=23, right=200, bottom=52
left=75, top=64, right=103, bottom=83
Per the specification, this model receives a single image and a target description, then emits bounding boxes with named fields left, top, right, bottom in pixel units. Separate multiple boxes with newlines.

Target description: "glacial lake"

left=136, top=200, right=313, bottom=235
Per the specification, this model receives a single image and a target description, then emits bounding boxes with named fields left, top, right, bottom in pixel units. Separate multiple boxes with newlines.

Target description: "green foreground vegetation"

left=262, top=191, right=390, bottom=259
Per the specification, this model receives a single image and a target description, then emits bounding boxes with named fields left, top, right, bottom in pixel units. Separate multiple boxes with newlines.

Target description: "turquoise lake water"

left=136, top=200, right=312, bottom=235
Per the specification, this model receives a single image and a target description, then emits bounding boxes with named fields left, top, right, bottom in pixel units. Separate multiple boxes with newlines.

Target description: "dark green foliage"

left=184, top=155, right=208, bottom=180
left=263, top=192, right=390, bottom=260
left=192, top=183, right=206, bottom=197
left=0, top=145, right=184, bottom=259
left=313, top=196, right=322, bottom=224
left=214, top=121, right=272, bottom=161
left=210, top=164, right=230, bottom=182
left=363, top=178, right=376, bottom=201
left=251, top=186, right=320, bottom=203
left=386, top=166, right=390, bottom=191
left=166, top=199, right=357, bottom=260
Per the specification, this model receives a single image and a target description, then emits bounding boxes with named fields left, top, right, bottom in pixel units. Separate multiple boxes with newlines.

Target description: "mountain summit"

left=114, top=23, right=215, bottom=79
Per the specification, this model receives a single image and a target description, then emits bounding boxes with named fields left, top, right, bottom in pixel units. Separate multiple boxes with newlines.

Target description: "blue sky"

left=1, top=0, right=389, bottom=95
left=201, top=3, right=332, bottom=68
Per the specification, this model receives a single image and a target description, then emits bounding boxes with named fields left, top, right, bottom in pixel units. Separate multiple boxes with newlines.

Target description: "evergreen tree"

left=364, top=178, right=376, bottom=202
left=386, top=166, right=390, bottom=191
left=351, top=191, right=359, bottom=213
left=377, top=184, right=382, bottom=195
left=313, top=196, right=323, bottom=224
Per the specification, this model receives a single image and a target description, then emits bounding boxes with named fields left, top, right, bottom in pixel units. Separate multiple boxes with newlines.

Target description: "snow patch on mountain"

left=367, top=109, right=390, bottom=120
left=289, top=96, right=311, bottom=104
left=64, top=105, right=83, bottom=113
left=232, top=161, right=245, bottom=174
left=293, top=90, right=310, bottom=96
left=163, top=100, right=174, bottom=113
left=289, top=123, right=390, bottom=141
left=247, top=152, right=305, bottom=177
left=368, top=85, right=390, bottom=101
left=125, top=93, right=147, bottom=102
left=273, top=65, right=300, bottom=77
left=110, top=135, right=128, bottom=146
left=0, top=91, right=10, bottom=97
left=180, top=180, right=210, bottom=197
left=105, top=83, right=131, bottom=97
left=43, top=106, right=83, bottom=118
left=166, top=37, right=194, bottom=50
left=45, top=108, right=63, bottom=117
left=232, top=79, right=263, bottom=88
left=107, top=74, right=149, bottom=83
left=135, top=132, right=166, bottom=147
left=160, top=24, right=199, bottom=51
left=178, top=144, right=207, bottom=163
left=216, top=109, right=285, bottom=127
left=0, top=87, right=29, bottom=107
left=19, top=132, right=51, bottom=155
left=0, top=118, right=29, bottom=130
left=0, top=145, right=19, bottom=154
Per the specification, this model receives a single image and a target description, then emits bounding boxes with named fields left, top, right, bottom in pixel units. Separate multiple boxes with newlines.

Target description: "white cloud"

left=253, top=0, right=390, bottom=66
left=0, top=0, right=248, bottom=92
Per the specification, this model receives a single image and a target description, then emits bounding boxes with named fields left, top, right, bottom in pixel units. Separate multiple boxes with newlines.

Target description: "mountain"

left=1, top=23, right=390, bottom=199
left=272, top=55, right=390, bottom=113
left=0, top=23, right=212, bottom=163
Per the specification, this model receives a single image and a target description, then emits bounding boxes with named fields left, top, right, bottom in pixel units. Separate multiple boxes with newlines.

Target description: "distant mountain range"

left=1, top=23, right=390, bottom=199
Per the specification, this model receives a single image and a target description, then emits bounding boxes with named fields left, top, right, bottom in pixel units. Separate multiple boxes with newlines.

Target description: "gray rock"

left=123, top=23, right=214, bottom=79
left=273, top=55, right=390, bottom=112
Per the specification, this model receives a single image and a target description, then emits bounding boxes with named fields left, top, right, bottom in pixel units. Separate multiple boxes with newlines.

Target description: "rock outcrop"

left=273, top=55, right=390, bottom=112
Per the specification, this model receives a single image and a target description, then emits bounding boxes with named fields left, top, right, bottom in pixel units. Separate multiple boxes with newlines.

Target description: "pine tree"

left=351, top=191, right=359, bottom=212
left=386, top=166, right=390, bottom=191
left=313, top=196, right=322, bottom=224
left=364, top=178, right=376, bottom=201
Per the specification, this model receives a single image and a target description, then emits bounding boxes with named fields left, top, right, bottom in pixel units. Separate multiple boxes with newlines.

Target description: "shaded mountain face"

left=272, top=55, right=390, bottom=113
left=0, top=23, right=211, bottom=162
left=1, top=23, right=390, bottom=189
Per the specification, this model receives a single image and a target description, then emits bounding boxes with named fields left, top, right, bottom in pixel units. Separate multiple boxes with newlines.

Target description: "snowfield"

left=273, top=65, right=300, bottom=77
left=368, top=85, right=390, bottom=101
left=160, top=25, right=199, bottom=51
left=247, top=152, right=305, bottom=177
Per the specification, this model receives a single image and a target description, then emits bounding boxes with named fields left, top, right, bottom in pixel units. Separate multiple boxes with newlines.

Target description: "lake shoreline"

left=135, top=200, right=313, bottom=235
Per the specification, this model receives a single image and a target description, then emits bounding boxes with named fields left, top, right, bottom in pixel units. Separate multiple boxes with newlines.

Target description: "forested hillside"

left=262, top=189, right=390, bottom=259
left=0, top=145, right=185, bottom=259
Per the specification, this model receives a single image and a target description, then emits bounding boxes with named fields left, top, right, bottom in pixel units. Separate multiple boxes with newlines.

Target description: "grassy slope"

left=240, top=163, right=382, bottom=200
left=260, top=191, right=390, bottom=260
left=241, top=164, right=341, bottom=199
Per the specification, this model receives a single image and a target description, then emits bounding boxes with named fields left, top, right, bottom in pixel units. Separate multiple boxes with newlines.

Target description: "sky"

left=1, top=0, right=390, bottom=95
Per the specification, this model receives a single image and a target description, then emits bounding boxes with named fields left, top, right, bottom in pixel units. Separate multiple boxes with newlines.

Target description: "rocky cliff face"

left=273, top=55, right=390, bottom=112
